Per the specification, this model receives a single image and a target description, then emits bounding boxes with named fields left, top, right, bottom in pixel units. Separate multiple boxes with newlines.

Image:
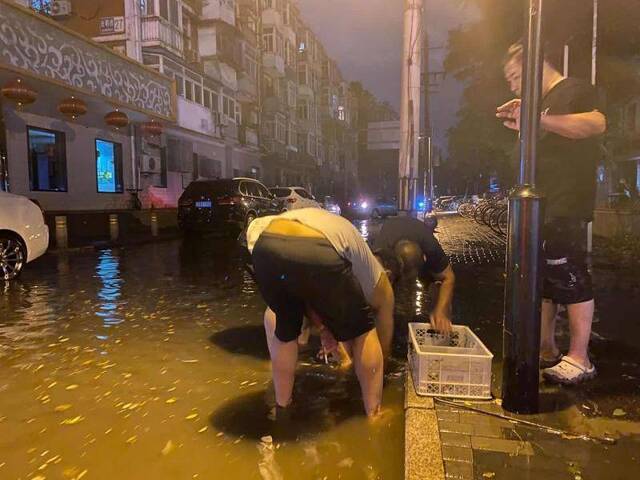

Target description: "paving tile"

left=439, top=421, right=474, bottom=435
left=471, top=437, right=534, bottom=456
left=437, top=410, right=461, bottom=423
left=471, top=424, right=505, bottom=439
left=440, top=432, right=472, bottom=448
left=459, top=412, right=512, bottom=428
left=444, top=460, right=474, bottom=480
left=442, top=445, right=474, bottom=464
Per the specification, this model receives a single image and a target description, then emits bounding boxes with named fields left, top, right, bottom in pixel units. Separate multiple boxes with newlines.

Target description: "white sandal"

left=543, top=356, right=596, bottom=385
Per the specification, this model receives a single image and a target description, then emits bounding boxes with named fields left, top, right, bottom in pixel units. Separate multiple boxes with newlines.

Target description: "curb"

left=48, top=233, right=182, bottom=255
left=405, top=371, right=446, bottom=480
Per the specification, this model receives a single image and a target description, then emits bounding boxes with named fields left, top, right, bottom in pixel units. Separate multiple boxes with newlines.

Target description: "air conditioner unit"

left=141, top=154, right=161, bottom=174
left=50, top=0, right=72, bottom=17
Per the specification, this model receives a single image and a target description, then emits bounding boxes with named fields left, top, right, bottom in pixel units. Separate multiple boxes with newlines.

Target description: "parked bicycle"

left=456, top=194, right=508, bottom=236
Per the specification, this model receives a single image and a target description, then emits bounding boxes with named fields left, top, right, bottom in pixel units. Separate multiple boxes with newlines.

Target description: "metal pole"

left=502, top=0, right=545, bottom=414
left=428, top=136, right=434, bottom=203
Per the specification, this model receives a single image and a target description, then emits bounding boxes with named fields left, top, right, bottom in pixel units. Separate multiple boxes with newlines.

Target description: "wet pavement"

left=1, top=215, right=639, bottom=479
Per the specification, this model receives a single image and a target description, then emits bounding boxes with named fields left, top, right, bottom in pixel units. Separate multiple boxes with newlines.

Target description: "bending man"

left=372, top=216, right=455, bottom=333
left=246, top=208, right=395, bottom=417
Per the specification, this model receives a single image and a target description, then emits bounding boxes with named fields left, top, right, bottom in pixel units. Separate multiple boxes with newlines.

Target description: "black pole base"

left=502, top=185, right=544, bottom=415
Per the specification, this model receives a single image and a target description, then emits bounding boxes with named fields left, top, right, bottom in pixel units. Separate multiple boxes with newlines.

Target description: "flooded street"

left=0, top=231, right=404, bottom=480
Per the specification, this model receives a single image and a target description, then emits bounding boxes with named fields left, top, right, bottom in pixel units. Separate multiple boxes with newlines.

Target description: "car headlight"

left=360, top=202, right=368, bottom=209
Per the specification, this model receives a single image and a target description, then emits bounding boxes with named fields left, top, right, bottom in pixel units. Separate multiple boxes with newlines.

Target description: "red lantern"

left=58, top=96, right=87, bottom=120
left=1, top=78, right=37, bottom=109
left=104, top=110, right=129, bottom=129
left=141, top=120, right=163, bottom=137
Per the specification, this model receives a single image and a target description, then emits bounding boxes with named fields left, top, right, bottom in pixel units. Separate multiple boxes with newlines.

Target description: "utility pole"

left=398, top=0, right=424, bottom=213
left=502, top=0, right=545, bottom=414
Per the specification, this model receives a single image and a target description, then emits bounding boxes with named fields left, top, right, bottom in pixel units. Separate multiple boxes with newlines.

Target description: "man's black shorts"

left=542, top=218, right=593, bottom=305
left=252, top=232, right=375, bottom=343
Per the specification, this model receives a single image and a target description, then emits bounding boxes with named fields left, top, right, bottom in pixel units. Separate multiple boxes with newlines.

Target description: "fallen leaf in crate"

left=482, top=473, right=496, bottom=479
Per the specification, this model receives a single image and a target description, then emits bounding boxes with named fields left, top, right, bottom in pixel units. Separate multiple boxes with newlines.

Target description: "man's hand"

left=496, top=98, right=521, bottom=131
left=430, top=308, right=452, bottom=334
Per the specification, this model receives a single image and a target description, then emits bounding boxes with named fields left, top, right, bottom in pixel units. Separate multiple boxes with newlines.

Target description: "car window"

left=257, top=184, right=271, bottom=198
left=271, top=188, right=292, bottom=198
left=295, top=188, right=311, bottom=199
left=239, top=182, right=250, bottom=196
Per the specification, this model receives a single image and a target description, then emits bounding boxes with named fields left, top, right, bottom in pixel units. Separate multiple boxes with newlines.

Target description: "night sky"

left=296, top=0, right=479, bottom=153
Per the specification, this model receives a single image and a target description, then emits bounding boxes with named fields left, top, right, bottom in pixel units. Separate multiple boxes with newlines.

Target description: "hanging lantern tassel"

left=142, top=120, right=163, bottom=137
left=1, top=78, right=37, bottom=110
left=58, top=96, right=87, bottom=120
left=104, top=110, right=129, bottom=129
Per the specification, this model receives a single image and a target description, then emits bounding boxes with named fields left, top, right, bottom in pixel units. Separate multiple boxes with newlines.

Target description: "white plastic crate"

left=408, top=322, right=493, bottom=399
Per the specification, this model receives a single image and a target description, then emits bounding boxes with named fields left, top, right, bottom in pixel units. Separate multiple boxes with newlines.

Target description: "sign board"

left=99, top=16, right=125, bottom=35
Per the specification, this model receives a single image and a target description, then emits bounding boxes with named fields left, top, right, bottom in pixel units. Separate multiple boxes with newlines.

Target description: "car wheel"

left=245, top=213, right=257, bottom=227
left=0, top=234, right=26, bottom=281
left=371, top=209, right=381, bottom=219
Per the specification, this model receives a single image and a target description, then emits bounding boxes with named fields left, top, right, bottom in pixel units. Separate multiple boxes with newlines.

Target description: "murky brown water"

left=0, top=236, right=405, bottom=480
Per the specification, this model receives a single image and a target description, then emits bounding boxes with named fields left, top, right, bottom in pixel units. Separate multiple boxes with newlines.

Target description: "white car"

left=270, top=187, right=321, bottom=211
left=0, top=192, right=49, bottom=280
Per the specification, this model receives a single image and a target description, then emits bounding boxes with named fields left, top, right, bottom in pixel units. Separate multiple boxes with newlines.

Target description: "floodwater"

left=0, top=232, right=406, bottom=480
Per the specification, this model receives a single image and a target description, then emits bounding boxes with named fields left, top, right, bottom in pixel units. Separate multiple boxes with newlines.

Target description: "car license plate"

left=195, top=200, right=212, bottom=208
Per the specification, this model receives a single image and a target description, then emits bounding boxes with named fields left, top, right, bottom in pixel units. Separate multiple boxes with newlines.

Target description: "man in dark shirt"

left=371, top=217, right=455, bottom=333
left=497, top=43, right=606, bottom=385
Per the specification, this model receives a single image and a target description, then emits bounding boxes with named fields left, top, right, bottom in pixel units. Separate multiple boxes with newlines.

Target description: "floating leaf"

left=61, top=416, right=84, bottom=426
left=165, top=398, right=177, bottom=404
left=126, top=435, right=137, bottom=444
left=65, top=385, right=79, bottom=391
left=613, top=408, right=627, bottom=417
left=54, top=405, right=72, bottom=412
left=198, top=426, right=208, bottom=433
left=185, top=413, right=198, bottom=420
left=161, top=440, right=175, bottom=456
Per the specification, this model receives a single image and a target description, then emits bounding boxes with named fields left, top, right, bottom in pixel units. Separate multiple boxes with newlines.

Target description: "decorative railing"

left=0, top=2, right=175, bottom=120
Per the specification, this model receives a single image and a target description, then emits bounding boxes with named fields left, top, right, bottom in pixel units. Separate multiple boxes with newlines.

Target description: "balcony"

left=262, top=9, right=283, bottom=28
left=263, top=52, right=286, bottom=77
left=237, top=74, right=258, bottom=102
left=141, top=16, right=183, bottom=56
left=0, top=2, right=175, bottom=120
left=238, top=125, right=259, bottom=148
left=298, top=83, right=314, bottom=99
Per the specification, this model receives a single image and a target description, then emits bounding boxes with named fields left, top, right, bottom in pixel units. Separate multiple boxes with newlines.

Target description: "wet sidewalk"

left=406, top=215, right=640, bottom=480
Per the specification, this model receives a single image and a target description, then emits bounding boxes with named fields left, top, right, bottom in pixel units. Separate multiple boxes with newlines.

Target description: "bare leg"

left=350, top=328, right=384, bottom=417
left=264, top=307, right=298, bottom=408
left=565, top=300, right=594, bottom=368
left=540, top=299, right=560, bottom=359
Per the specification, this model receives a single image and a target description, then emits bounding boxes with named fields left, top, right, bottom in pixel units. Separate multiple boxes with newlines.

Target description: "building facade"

left=1, top=0, right=378, bottom=214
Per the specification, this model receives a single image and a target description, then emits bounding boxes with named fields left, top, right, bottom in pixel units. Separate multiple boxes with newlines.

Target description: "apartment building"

left=1, top=0, right=379, bottom=212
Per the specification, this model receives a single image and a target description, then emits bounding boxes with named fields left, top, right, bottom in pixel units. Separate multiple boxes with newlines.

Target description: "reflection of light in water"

left=95, top=250, right=123, bottom=328
left=415, top=279, right=424, bottom=316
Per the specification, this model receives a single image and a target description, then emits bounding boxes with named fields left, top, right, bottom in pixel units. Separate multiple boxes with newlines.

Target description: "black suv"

left=178, top=178, right=283, bottom=233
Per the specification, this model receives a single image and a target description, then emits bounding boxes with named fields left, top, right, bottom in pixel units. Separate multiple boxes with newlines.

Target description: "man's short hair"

left=503, top=42, right=524, bottom=67
left=394, top=240, right=425, bottom=277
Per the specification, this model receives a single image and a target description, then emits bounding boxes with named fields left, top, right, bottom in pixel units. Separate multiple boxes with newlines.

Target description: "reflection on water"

left=95, top=250, right=124, bottom=329
left=0, top=236, right=404, bottom=479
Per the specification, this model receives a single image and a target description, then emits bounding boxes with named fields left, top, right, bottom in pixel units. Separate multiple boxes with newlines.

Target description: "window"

left=184, top=80, right=193, bottom=101
left=28, top=127, right=67, bottom=192
left=297, top=64, right=308, bottom=86
left=203, top=89, right=211, bottom=109
left=276, top=118, right=287, bottom=144
left=169, top=0, right=179, bottom=26
left=257, top=184, right=271, bottom=198
left=211, top=92, right=220, bottom=112
left=288, top=123, right=296, bottom=146
left=297, top=101, right=309, bottom=121
left=175, top=74, right=184, bottom=96
left=263, top=27, right=275, bottom=53
left=288, top=82, right=296, bottom=108
left=159, top=0, right=169, bottom=20
left=235, top=103, right=242, bottom=124
left=338, top=106, right=346, bottom=121
left=194, top=84, right=202, bottom=104
left=96, top=139, right=124, bottom=193
left=30, top=0, right=51, bottom=13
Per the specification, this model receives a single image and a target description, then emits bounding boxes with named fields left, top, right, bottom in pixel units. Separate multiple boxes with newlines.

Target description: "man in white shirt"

left=247, top=208, right=395, bottom=417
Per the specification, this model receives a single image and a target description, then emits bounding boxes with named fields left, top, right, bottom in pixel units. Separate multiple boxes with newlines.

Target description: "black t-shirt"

left=371, top=217, right=449, bottom=278
left=538, top=77, right=604, bottom=221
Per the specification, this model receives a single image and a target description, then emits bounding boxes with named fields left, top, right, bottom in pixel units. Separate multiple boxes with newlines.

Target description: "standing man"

left=246, top=208, right=395, bottom=417
left=497, top=43, right=606, bottom=385
left=371, top=216, right=455, bottom=333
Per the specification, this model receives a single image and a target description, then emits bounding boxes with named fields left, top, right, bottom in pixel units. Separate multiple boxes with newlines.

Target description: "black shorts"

left=252, top=233, right=375, bottom=343
left=542, top=218, right=593, bottom=305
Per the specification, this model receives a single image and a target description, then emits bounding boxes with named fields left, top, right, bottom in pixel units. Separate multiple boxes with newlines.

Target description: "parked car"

left=344, top=195, right=399, bottom=219
left=178, top=178, right=283, bottom=233
left=0, top=192, right=49, bottom=281
left=269, top=187, right=321, bottom=211
left=323, top=196, right=342, bottom=216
